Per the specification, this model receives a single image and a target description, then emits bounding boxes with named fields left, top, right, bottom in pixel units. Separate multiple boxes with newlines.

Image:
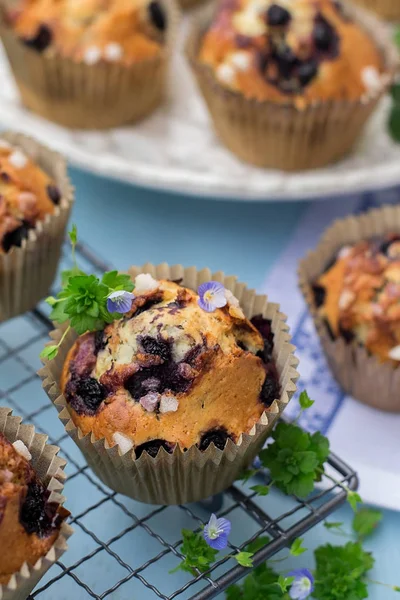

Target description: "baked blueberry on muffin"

left=188, top=0, right=395, bottom=169
left=0, top=138, right=62, bottom=254
left=0, top=0, right=177, bottom=128
left=0, top=432, right=68, bottom=584
left=7, top=0, right=168, bottom=65
left=60, top=276, right=280, bottom=457
left=312, top=234, right=400, bottom=364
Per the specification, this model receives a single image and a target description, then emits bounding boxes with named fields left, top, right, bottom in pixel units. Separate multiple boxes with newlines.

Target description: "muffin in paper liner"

left=38, top=263, right=299, bottom=505
left=0, top=131, right=73, bottom=323
left=353, top=0, right=400, bottom=21
left=186, top=4, right=398, bottom=171
left=299, top=204, right=400, bottom=413
left=0, top=0, right=180, bottom=129
left=0, top=407, right=73, bottom=600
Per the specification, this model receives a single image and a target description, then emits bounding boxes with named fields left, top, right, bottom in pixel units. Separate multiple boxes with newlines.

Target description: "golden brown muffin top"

left=198, top=0, right=384, bottom=107
left=61, top=276, right=280, bottom=456
left=0, top=139, right=61, bottom=254
left=313, top=234, right=400, bottom=364
left=6, top=0, right=167, bottom=65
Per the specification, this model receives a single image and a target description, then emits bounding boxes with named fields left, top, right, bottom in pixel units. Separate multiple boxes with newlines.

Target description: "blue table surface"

left=16, top=166, right=400, bottom=599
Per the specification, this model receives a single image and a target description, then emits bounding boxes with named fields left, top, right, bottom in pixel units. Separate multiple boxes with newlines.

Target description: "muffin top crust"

left=0, top=432, right=66, bottom=584
left=313, top=234, right=400, bottom=364
left=0, top=139, right=61, bottom=254
left=6, top=0, right=168, bottom=65
left=198, top=0, right=384, bottom=107
left=61, top=276, right=280, bottom=457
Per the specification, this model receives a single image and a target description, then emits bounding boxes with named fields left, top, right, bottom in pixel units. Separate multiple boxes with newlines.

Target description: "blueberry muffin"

left=0, top=138, right=62, bottom=254
left=187, top=0, right=396, bottom=170
left=312, top=235, right=400, bottom=364
left=0, top=0, right=178, bottom=128
left=41, top=265, right=298, bottom=504
left=61, top=278, right=280, bottom=457
left=0, top=432, right=68, bottom=585
left=0, top=132, right=72, bottom=322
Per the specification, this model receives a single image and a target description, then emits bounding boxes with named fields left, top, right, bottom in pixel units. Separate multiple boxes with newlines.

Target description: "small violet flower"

left=198, top=282, right=227, bottom=313
left=203, top=513, right=231, bottom=550
left=107, top=290, right=135, bottom=314
left=287, top=569, right=314, bottom=600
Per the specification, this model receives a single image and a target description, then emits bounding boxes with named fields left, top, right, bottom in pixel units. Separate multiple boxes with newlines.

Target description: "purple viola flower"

left=107, top=290, right=135, bottom=314
left=203, top=513, right=231, bottom=550
left=198, top=282, right=227, bottom=313
left=287, top=569, right=314, bottom=600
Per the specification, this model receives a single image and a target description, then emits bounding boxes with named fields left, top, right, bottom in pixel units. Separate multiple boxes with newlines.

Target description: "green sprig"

left=171, top=529, right=218, bottom=575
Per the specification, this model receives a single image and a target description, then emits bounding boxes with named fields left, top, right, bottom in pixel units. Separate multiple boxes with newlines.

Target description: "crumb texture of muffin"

left=61, top=277, right=281, bottom=456
left=0, top=138, right=62, bottom=254
left=0, top=432, right=65, bottom=584
left=198, top=0, right=384, bottom=108
left=312, top=234, right=400, bottom=364
left=6, top=0, right=168, bottom=65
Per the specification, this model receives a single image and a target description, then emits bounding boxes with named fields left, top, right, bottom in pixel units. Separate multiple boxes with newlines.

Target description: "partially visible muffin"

left=61, top=277, right=280, bottom=457
left=0, top=138, right=61, bottom=254
left=188, top=0, right=396, bottom=170
left=0, top=432, right=68, bottom=584
left=0, top=0, right=177, bottom=128
left=312, top=234, right=400, bottom=364
left=6, top=0, right=167, bottom=65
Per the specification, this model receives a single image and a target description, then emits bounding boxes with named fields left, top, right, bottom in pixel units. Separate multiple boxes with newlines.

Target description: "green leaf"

left=314, top=542, right=374, bottom=600
left=60, top=267, right=86, bottom=287
left=250, top=484, right=270, bottom=496
left=299, top=390, right=314, bottom=410
left=45, top=296, right=58, bottom=307
left=389, top=104, right=400, bottom=143
left=225, top=584, right=242, bottom=600
left=49, top=299, right=69, bottom=324
left=348, top=491, right=363, bottom=513
left=259, top=421, right=329, bottom=498
left=277, top=575, right=295, bottom=593
left=173, top=529, right=218, bottom=575
left=69, top=224, right=78, bottom=246
left=324, top=521, right=344, bottom=530
left=352, top=508, right=382, bottom=539
left=393, top=586, right=400, bottom=592
left=290, top=538, right=307, bottom=557
left=394, top=27, right=400, bottom=49
left=40, top=345, right=59, bottom=361
left=101, top=271, right=135, bottom=293
left=235, top=552, right=254, bottom=568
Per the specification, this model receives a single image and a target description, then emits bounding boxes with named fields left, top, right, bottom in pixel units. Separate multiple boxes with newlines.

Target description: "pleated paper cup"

left=0, top=0, right=179, bottom=129
left=299, top=204, right=400, bottom=413
left=186, top=4, right=398, bottom=171
left=0, top=132, right=73, bottom=323
left=353, top=0, right=400, bottom=21
left=39, top=264, right=299, bottom=505
left=0, top=407, right=72, bottom=600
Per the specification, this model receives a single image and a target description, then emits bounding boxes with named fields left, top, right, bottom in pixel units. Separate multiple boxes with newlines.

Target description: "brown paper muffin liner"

left=0, top=131, right=74, bottom=323
left=39, top=263, right=299, bottom=505
left=0, top=407, right=73, bottom=600
left=0, top=0, right=179, bottom=129
left=353, top=0, right=400, bottom=21
left=299, top=204, right=400, bottom=413
left=186, top=4, right=398, bottom=171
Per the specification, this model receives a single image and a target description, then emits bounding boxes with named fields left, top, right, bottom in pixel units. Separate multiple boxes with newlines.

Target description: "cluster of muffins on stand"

left=0, top=0, right=398, bottom=169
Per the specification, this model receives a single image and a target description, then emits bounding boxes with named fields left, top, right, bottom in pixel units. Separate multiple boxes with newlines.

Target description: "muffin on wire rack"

left=187, top=0, right=398, bottom=170
left=0, top=0, right=179, bottom=128
left=0, top=407, right=72, bottom=600
left=40, top=262, right=298, bottom=505
left=0, top=131, right=73, bottom=322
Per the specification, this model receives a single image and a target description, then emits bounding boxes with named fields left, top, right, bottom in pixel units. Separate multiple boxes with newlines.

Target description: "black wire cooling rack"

left=0, top=239, right=358, bottom=600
